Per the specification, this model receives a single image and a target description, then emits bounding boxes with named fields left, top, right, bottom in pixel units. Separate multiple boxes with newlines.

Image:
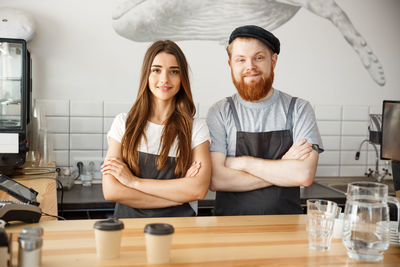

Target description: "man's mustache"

left=242, top=71, right=261, bottom=77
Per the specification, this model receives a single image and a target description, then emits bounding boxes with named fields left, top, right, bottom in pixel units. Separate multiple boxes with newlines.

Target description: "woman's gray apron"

left=214, top=96, right=302, bottom=215
left=114, top=152, right=196, bottom=218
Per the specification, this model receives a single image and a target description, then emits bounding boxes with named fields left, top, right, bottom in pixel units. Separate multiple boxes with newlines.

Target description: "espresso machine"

left=0, top=38, right=32, bottom=175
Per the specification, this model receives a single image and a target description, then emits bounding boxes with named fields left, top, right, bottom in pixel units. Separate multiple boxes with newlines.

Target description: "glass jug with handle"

left=342, top=182, right=400, bottom=262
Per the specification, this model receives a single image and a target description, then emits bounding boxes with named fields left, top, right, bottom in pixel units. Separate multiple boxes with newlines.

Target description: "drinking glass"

left=306, top=199, right=340, bottom=251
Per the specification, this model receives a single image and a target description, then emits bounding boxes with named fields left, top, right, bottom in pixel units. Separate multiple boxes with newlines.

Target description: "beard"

left=232, top=66, right=274, bottom=102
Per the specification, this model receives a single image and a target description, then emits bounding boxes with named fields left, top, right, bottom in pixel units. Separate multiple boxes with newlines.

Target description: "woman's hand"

left=282, top=139, right=312, bottom=160
left=101, top=157, right=138, bottom=188
left=185, top=161, right=201, bottom=177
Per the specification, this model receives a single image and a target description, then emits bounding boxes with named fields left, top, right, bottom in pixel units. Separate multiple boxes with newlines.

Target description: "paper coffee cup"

left=144, top=223, right=174, bottom=264
left=94, top=218, right=124, bottom=259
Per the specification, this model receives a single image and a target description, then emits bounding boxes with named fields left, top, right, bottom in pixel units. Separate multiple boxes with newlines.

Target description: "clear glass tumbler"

left=306, top=199, right=339, bottom=251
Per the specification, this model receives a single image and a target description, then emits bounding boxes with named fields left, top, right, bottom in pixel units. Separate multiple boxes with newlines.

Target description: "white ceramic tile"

left=314, top=105, right=341, bottom=120
left=342, top=106, right=369, bottom=121
left=103, top=101, right=132, bottom=117
left=367, top=151, right=390, bottom=168
left=49, top=134, right=69, bottom=150
left=341, top=136, right=368, bottom=151
left=103, top=135, right=108, bottom=151
left=315, top=166, right=340, bottom=177
left=198, top=102, right=213, bottom=119
left=35, top=99, right=69, bottom=116
left=70, top=134, right=103, bottom=150
left=46, top=117, right=69, bottom=133
left=341, top=121, right=368, bottom=136
left=316, top=121, right=341, bottom=136
left=69, top=150, right=103, bottom=167
left=320, top=136, right=340, bottom=150
left=103, top=118, right=114, bottom=133
left=318, top=151, right=340, bottom=165
left=70, top=117, right=102, bottom=133
left=54, top=150, right=69, bottom=167
left=340, top=151, right=367, bottom=166
left=70, top=100, right=103, bottom=116
left=340, top=166, right=367, bottom=177
left=369, top=105, right=382, bottom=114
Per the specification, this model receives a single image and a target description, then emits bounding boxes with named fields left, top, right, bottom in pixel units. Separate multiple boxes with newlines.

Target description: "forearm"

left=130, top=174, right=209, bottom=203
left=230, top=152, right=318, bottom=187
left=210, top=164, right=271, bottom=192
left=102, top=175, right=182, bottom=209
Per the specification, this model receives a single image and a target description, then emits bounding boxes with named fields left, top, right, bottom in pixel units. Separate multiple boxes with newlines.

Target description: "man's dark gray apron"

left=114, top=152, right=196, bottom=218
left=215, top=96, right=302, bottom=215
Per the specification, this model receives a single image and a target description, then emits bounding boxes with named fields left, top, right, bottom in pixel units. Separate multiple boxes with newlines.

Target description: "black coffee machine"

left=0, top=38, right=32, bottom=175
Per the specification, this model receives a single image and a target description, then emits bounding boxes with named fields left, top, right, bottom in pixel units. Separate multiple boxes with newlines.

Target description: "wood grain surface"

left=5, top=215, right=400, bottom=266
left=0, top=167, right=57, bottom=221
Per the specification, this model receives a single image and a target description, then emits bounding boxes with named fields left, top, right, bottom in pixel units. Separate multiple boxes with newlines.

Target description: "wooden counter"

left=0, top=167, right=57, bottom=221
left=5, top=215, right=400, bottom=266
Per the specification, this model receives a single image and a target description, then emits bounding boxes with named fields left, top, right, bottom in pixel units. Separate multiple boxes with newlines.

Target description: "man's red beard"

left=232, top=66, right=274, bottom=102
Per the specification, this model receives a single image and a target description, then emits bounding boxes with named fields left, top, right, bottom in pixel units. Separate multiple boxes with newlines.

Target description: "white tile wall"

left=369, top=105, right=382, bottom=114
left=320, top=136, right=340, bottom=150
left=70, top=134, right=103, bottom=150
left=36, top=99, right=69, bottom=116
left=341, top=136, right=368, bottom=151
left=318, top=151, right=340, bottom=165
left=316, top=166, right=339, bottom=177
left=342, top=106, right=369, bottom=121
left=340, top=151, right=367, bottom=166
left=49, top=134, right=69, bottom=150
left=69, top=150, right=103, bottom=165
left=341, top=121, right=368, bottom=136
left=315, top=105, right=341, bottom=120
left=340, top=166, right=367, bottom=177
left=46, top=117, right=69, bottom=133
left=317, top=121, right=341, bottom=136
left=103, top=118, right=114, bottom=133
left=70, top=100, right=103, bottom=116
left=54, top=150, right=69, bottom=167
left=37, top=99, right=388, bottom=178
left=70, top=117, right=102, bottom=133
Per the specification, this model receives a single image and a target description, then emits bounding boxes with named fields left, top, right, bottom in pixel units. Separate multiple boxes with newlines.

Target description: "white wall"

left=1, top=0, right=399, bottom=177
left=1, top=0, right=399, bottom=106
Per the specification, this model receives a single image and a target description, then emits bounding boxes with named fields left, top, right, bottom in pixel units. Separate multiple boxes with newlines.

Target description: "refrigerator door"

left=0, top=39, right=26, bottom=133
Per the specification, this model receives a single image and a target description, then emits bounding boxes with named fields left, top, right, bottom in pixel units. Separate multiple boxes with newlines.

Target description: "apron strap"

left=227, top=97, right=242, bottom=132
left=285, top=97, right=297, bottom=137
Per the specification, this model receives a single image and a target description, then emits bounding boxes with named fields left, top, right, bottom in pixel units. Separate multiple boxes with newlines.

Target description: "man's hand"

left=101, top=157, right=138, bottom=187
left=282, top=139, right=313, bottom=160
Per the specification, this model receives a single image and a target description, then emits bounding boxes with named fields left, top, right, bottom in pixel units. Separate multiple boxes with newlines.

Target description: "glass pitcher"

left=342, top=182, right=400, bottom=262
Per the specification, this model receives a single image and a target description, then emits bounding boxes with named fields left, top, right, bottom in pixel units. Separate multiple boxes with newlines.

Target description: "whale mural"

left=112, top=0, right=385, bottom=86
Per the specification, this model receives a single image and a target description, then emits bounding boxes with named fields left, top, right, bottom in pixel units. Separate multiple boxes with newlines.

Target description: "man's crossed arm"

left=210, top=139, right=319, bottom=192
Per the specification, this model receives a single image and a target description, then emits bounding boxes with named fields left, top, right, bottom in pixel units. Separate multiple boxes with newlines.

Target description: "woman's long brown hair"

left=121, top=40, right=195, bottom=177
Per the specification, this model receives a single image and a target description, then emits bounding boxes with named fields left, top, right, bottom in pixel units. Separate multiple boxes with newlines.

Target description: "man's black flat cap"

left=229, top=25, right=280, bottom=55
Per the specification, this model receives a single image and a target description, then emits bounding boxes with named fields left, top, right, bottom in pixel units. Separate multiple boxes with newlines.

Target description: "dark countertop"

left=57, top=180, right=347, bottom=212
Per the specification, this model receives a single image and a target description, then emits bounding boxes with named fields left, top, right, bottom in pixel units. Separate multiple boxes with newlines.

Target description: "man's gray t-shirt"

left=206, top=89, right=324, bottom=156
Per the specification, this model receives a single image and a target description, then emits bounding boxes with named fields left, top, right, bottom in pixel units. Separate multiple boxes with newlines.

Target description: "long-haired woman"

left=101, top=40, right=211, bottom=218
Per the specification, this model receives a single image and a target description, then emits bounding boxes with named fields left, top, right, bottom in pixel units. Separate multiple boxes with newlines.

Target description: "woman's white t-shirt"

left=107, top=113, right=210, bottom=156
left=107, top=113, right=210, bottom=215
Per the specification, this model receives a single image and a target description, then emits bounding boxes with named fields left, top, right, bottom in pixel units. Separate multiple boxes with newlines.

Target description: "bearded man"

left=206, top=25, right=324, bottom=215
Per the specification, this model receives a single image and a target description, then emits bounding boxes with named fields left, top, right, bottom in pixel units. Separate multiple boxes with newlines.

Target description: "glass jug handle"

left=387, top=196, right=400, bottom=233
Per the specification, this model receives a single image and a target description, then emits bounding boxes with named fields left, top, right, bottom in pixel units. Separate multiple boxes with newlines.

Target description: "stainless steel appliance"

left=0, top=38, right=32, bottom=174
